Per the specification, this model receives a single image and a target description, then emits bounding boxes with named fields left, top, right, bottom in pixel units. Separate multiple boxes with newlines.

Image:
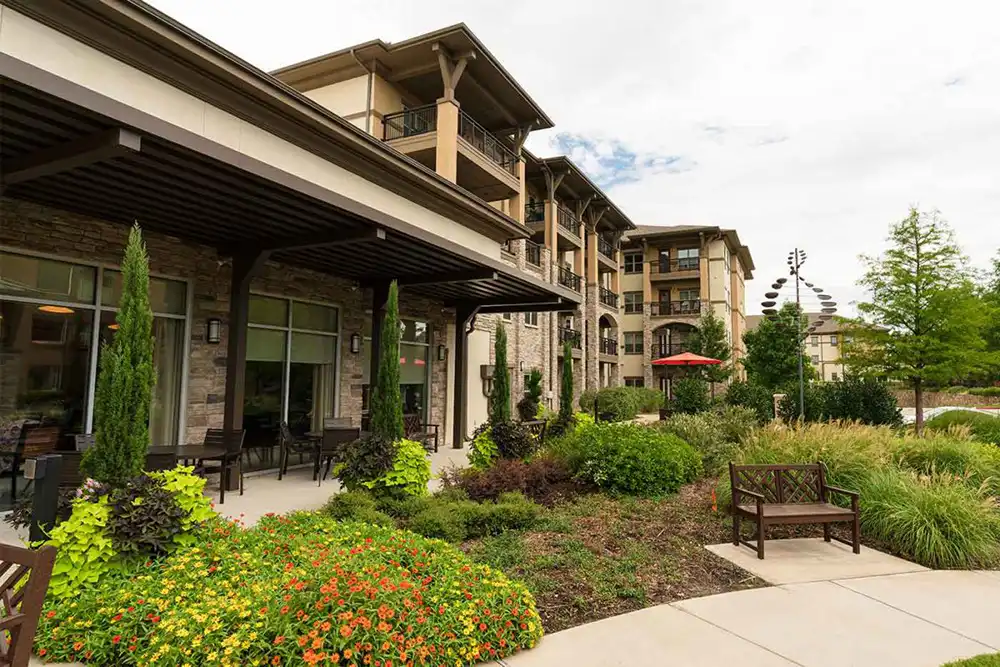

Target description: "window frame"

left=524, top=311, right=539, bottom=327
left=623, top=291, right=643, bottom=314
left=623, top=252, right=643, bottom=274
left=624, top=376, right=644, bottom=388
left=623, top=331, right=644, bottom=355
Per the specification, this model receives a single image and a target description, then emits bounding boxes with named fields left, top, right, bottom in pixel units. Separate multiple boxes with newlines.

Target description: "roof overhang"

left=272, top=24, right=554, bottom=134
left=0, top=56, right=579, bottom=308
left=523, top=151, right=635, bottom=233
left=2, top=0, right=529, bottom=244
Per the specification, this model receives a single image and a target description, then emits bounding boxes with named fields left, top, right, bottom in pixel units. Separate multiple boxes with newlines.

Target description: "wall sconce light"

left=519, top=361, right=524, bottom=371
left=350, top=333, right=361, bottom=354
left=206, top=318, right=222, bottom=344
left=437, top=344, right=446, bottom=361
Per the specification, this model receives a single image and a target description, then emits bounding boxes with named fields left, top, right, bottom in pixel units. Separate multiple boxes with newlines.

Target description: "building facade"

left=618, top=226, right=754, bottom=393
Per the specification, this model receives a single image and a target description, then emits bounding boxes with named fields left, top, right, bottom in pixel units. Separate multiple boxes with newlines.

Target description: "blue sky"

left=150, top=0, right=1000, bottom=313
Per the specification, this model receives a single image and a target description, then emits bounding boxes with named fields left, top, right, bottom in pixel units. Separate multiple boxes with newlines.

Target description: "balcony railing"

left=557, top=205, right=580, bottom=237
left=458, top=110, right=519, bottom=177
left=525, top=241, right=542, bottom=267
left=558, top=266, right=582, bottom=292
left=650, top=258, right=700, bottom=275
left=525, top=201, right=545, bottom=224
left=650, top=342, right=688, bottom=359
left=600, top=337, right=619, bottom=356
left=599, top=286, right=619, bottom=308
left=502, top=239, right=515, bottom=255
left=383, top=104, right=437, bottom=141
left=649, top=300, right=702, bottom=317
left=598, top=237, right=616, bottom=260
left=559, top=327, right=582, bottom=350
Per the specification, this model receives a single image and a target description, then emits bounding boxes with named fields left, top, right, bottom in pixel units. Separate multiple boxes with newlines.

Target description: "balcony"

left=649, top=258, right=700, bottom=281
left=559, top=326, right=582, bottom=350
left=650, top=342, right=688, bottom=360
left=556, top=204, right=582, bottom=249
left=600, top=337, right=619, bottom=356
left=558, top=265, right=582, bottom=292
left=525, top=201, right=545, bottom=236
left=524, top=240, right=542, bottom=268
left=649, top=300, right=702, bottom=318
left=597, top=237, right=618, bottom=271
left=598, top=286, right=619, bottom=309
left=382, top=105, right=520, bottom=201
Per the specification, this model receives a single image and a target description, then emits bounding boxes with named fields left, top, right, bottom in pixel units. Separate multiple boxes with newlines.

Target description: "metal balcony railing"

left=525, top=241, right=542, bottom=267
left=525, top=201, right=545, bottom=224
left=650, top=342, right=689, bottom=359
left=458, top=110, right=519, bottom=177
left=649, top=300, right=702, bottom=316
left=599, top=286, right=619, bottom=308
left=559, top=327, right=582, bottom=350
left=600, top=337, right=619, bottom=355
left=598, top=237, right=616, bottom=260
left=557, top=205, right=579, bottom=237
left=649, top=257, right=700, bottom=274
left=558, top=266, right=582, bottom=292
left=383, top=104, right=437, bottom=141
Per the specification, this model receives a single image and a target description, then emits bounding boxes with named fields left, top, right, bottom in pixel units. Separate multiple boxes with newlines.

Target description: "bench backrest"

left=403, top=414, right=424, bottom=436
left=729, top=463, right=826, bottom=504
left=522, top=420, right=547, bottom=446
left=0, top=543, right=57, bottom=667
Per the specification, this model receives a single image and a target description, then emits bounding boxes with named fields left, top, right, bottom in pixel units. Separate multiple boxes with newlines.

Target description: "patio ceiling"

left=0, top=71, right=579, bottom=309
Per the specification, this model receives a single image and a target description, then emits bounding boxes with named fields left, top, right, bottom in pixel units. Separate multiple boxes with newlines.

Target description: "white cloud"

left=149, top=0, right=1000, bottom=314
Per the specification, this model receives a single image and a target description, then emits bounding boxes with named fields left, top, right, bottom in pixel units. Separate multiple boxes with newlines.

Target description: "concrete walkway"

left=495, top=541, right=1000, bottom=667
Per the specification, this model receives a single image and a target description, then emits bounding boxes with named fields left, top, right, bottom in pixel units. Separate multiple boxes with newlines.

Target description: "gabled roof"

left=271, top=24, right=553, bottom=133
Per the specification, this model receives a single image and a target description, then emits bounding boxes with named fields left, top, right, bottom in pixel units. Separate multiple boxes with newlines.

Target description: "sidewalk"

left=495, top=569, right=1000, bottom=667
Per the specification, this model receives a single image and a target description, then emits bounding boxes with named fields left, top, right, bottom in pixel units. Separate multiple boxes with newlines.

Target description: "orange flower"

left=73, top=642, right=84, bottom=651
left=271, top=657, right=281, bottom=666
left=340, top=625, right=354, bottom=639
left=274, top=636, right=285, bottom=645
left=112, top=635, right=121, bottom=645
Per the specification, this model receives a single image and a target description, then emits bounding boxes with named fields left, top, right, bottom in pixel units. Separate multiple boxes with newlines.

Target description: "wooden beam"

left=477, top=301, right=571, bottom=314
left=395, top=268, right=498, bottom=287
left=461, top=73, right=518, bottom=126
left=449, top=296, right=567, bottom=308
left=2, top=128, right=141, bottom=186
left=451, top=55, right=472, bottom=90
left=575, top=195, right=594, bottom=221
left=386, top=61, right=440, bottom=82
left=543, top=166, right=567, bottom=201
left=249, top=227, right=386, bottom=252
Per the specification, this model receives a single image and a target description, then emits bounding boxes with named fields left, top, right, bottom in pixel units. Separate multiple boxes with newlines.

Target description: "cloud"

left=548, top=133, right=694, bottom=189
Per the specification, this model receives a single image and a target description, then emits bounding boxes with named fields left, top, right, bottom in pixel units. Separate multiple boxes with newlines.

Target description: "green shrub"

left=43, top=496, right=116, bottom=599
left=440, top=456, right=585, bottom=506
left=468, top=424, right=499, bottom=470
left=659, top=406, right=758, bottom=475
left=944, top=653, right=1000, bottom=666
left=409, top=503, right=470, bottom=542
left=491, top=420, right=539, bottom=460
left=579, top=387, right=665, bottom=421
left=370, top=281, right=404, bottom=441
left=725, top=379, right=774, bottom=423
left=893, top=433, right=1000, bottom=495
left=323, top=491, right=393, bottom=526
left=672, top=377, right=710, bottom=414
left=635, top=387, right=665, bottom=412
left=336, top=433, right=397, bottom=491
left=860, top=468, right=1000, bottom=569
left=556, top=422, right=701, bottom=496
left=364, top=438, right=430, bottom=497
left=822, top=377, right=903, bottom=426
left=147, top=466, right=215, bottom=547
left=404, top=492, right=542, bottom=542
left=926, top=410, right=1000, bottom=445
left=969, top=387, right=1000, bottom=397
left=578, top=389, right=597, bottom=413
left=107, top=475, right=186, bottom=557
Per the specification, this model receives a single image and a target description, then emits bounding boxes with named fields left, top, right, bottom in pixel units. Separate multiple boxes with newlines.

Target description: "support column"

left=369, top=280, right=390, bottom=390
left=452, top=305, right=478, bottom=448
left=223, top=249, right=270, bottom=490
left=435, top=98, right=460, bottom=182
left=642, top=241, right=654, bottom=389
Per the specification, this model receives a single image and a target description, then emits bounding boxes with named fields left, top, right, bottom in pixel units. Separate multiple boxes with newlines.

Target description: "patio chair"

left=8, top=425, right=60, bottom=503
left=316, top=427, right=360, bottom=487
left=198, top=429, right=245, bottom=504
left=277, top=421, right=315, bottom=481
left=403, top=414, right=439, bottom=452
left=0, top=543, right=57, bottom=667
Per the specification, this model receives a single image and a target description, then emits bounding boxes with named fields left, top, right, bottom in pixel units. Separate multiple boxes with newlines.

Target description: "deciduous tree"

left=687, top=309, right=732, bottom=386
left=742, top=302, right=814, bottom=391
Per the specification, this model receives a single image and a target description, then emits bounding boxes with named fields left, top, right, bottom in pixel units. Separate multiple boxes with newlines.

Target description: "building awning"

left=0, top=63, right=579, bottom=309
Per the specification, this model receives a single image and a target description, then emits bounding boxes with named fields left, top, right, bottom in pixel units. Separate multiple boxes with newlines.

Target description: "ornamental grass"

left=35, top=512, right=542, bottom=666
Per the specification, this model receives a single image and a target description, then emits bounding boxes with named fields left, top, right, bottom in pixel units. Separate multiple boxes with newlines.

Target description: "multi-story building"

left=273, top=27, right=635, bottom=427
left=745, top=315, right=846, bottom=382
left=618, top=226, right=755, bottom=394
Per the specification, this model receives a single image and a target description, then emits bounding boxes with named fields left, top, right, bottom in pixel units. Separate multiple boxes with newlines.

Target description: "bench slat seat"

left=737, top=502, right=855, bottom=519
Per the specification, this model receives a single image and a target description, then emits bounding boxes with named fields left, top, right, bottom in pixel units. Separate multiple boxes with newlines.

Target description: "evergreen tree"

left=370, top=281, right=404, bottom=441
left=83, top=224, right=155, bottom=487
left=559, top=342, right=574, bottom=421
left=743, top=302, right=815, bottom=391
left=489, top=322, right=511, bottom=423
left=844, top=208, right=988, bottom=434
left=687, top=309, right=733, bottom=385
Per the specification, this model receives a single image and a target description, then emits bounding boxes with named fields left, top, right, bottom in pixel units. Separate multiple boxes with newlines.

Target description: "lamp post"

left=760, top=248, right=839, bottom=421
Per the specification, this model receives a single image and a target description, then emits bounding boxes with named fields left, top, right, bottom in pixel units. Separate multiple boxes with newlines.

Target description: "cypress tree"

left=83, top=224, right=155, bottom=487
left=490, top=322, right=511, bottom=423
left=370, top=280, right=404, bottom=441
left=559, top=342, right=574, bottom=421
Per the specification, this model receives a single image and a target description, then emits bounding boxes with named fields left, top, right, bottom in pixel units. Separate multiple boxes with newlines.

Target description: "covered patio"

left=0, top=7, right=579, bottom=494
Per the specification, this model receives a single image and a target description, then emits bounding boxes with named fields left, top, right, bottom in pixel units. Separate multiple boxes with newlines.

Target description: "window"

left=830, top=334, right=838, bottom=346
left=623, top=291, right=643, bottom=314
left=624, top=377, right=644, bottom=388
left=623, top=252, right=643, bottom=274
left=831, top=372, right=839, bottom=382
left=502, top=312, right=511, bottom=321
left=811, top=355, right=820, bottom=363
left=677, top=248, right=699, bottom=271
left=362, top=317, right=429, bottom=420
left=524, top=311, right=538, bottom=327
left=624, top=332, right=643, bottom=355
left=845, top=334, right=853, bottom=344
left=811, top=335, right=819, bottom=346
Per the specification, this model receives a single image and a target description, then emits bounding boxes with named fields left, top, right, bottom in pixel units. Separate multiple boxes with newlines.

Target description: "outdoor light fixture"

left=437, top=344, right=446, bottom=361
left=38, top=305, right=74, bottom=314
left=206, top=318, right=222, bottom=344
left=350, top=333, right=361, bottom=354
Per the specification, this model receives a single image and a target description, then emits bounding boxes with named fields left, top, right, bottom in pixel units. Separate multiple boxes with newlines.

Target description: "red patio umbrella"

left=651, top=351, right=723, bottom=366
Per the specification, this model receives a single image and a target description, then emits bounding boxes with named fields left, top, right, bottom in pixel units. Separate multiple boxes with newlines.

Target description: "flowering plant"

left=36, top=511, right=543, bottom=666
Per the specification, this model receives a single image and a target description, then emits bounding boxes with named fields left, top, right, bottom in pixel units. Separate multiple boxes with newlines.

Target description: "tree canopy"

left=686, top=309, right=732, bottom=384
left=742, top=302, right=814, bottom=391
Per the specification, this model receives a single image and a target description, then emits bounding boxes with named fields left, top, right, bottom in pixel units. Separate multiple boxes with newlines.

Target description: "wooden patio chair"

left=277, top=421, right=315, bottom=481
left=316, top=427, right=360, bottom=487
left=198, top=429, right=245, bottom=504
left=0, top=543, right=57, bottom=667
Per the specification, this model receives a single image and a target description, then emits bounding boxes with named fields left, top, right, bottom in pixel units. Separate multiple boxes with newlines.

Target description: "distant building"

left=745, top=314, right=846, bottom=381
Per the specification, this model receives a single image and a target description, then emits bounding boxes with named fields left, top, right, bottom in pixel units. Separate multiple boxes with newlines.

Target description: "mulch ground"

left=462, top=479, right=767, bottom=633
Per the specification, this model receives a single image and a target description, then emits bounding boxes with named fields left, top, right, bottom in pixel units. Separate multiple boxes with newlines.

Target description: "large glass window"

left=362, top=317, right=431, bottom=421
left=623, top=252, right=643, bottom=274
left=246, top=296, right=339, bottom=441
left=623, top=291, right=643, bottom=314
left=677, top=248, right=700, bottom=271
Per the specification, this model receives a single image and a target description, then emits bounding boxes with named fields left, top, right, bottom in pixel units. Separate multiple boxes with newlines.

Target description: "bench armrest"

left=824, top=484, right=859, bottom=500
left=732, top=486, right=765, bottom=511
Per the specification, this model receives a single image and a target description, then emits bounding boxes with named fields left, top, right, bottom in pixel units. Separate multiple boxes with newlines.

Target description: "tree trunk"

left=914, top=378, right=924, bottom=436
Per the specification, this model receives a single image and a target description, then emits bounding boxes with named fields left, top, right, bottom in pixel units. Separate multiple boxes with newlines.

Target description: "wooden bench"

left=404, top=414, right=439, bottom=453
left=0, top=543, right=57, bottom=667
left=729, top=462, right=860, bottom=559
left=522, top=420, right=548, bottom=447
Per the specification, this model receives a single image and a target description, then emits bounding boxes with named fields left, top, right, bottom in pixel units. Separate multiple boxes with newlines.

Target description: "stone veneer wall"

left=0, top=198, right=451, bottom=445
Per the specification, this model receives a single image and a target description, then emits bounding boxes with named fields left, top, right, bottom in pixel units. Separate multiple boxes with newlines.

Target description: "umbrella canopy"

left=651, top=351, right=723, bottom=366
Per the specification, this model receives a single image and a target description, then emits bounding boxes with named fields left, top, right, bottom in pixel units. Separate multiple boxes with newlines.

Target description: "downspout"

left=350, top=49, right=373, bottom=135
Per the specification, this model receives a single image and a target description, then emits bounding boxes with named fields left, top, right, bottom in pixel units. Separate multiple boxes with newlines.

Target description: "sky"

left=149, top=0, right=1000, bottom=314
